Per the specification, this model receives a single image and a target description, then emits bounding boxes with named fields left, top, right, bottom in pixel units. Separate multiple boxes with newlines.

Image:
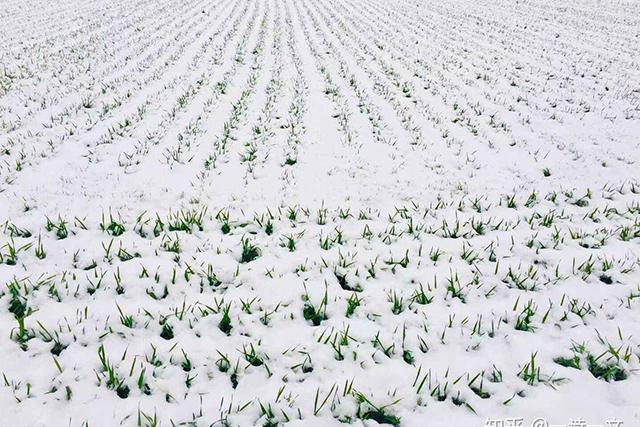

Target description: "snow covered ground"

left=1, top=0, right=639, bottom=425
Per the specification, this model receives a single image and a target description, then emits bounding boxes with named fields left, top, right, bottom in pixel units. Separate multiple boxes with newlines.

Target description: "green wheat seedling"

left=36, top=321, right=66, bottom=355
left=372, top=332, right=395, bottom=358
left=446, top=272, right=466, bottom=303
left=429, top=247, right=443, bottom=262
left=503, top=266, right=538, bottom=291
left=167, top=207, right=207, bottom=233
left=387, top=290, right=404, bottom=315
left=514, top=299, right=537, bottom=332
left=1, top=238, right=32, bottom=265
left=219, top=303, right=233, bottom=335
left=280, top=231, right=304, bottom=252
left=460, top=243, right=481, bottom=264
left=162, top=234, right=181, bottom=254
left=384, top=250, right=410, bottom=270
left=410, top=284, right=433, bottom=305
left=214, top=209, right=231, bottom=234
left=45, top=216, right=69, bottom=239
left=113, top=267, right=126, bottom=295
left=240, top=237, right=260, bottom=263
left=7, top=280, right=34, bottom=350
left=100, top=212, right=126, bottom=236
left=345, top=292, right=362, bottom=317
left=518, top=352, right=566, bottom=388
left=241, top=343, right=265, bottom=367
left=301, top=288, right=327, bottom=326
left=116, top=305, right=134, bottom=329
left=96, top=344, right=129, bottom=398
left=159, top=319, right=174, bottom=340
left=352, top=391, right=401, bottom=426
left=34, top=235, right=46, bottom=259
left=4, top=223, right=31, bottom=238
left=468, top=371, right=490, bottom=399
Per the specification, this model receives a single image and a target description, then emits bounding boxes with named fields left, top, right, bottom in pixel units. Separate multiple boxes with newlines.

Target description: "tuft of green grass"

left=303, top=286, right=328, bottom=326
left=219, top=304, right=232, bottom=335
left=97, top=344, right=129, bottom=399
left=241, top=343, right=264, bottom=367
left=100, top=212, right=125, bottom=236
left=45, top=216, right=69, bottom=239
left=388, top=290, right=404, bottom=315
left=587, top=355, right=626, bottom=382
left=410, top=284, right=433, bottom=305
left=354, top=391, right=401, bottom=427
left=160, top=322, right=174, bottom=340
left=240, top=237, right=260, bottom=263
left=7, top=280, right=33, bottom=349
left=346, top=293, right=362, bottom=317
left=554, top=355, right=580, bottom=369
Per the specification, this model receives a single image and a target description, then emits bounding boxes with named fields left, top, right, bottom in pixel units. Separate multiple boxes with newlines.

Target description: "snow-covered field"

left=1, top=0, right=639, bottom=425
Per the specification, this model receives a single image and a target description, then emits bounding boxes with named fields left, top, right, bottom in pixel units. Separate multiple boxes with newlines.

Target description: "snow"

left=0, top=0, right=639, bottom=426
